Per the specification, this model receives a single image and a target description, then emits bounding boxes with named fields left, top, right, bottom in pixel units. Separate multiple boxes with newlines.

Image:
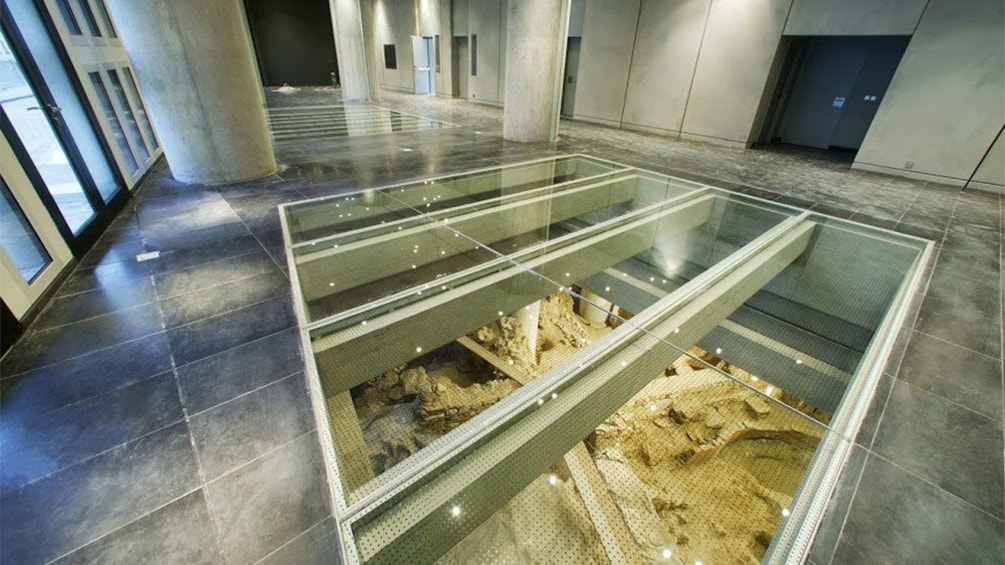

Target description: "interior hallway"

left=0, top=88, right=1001, bottom=564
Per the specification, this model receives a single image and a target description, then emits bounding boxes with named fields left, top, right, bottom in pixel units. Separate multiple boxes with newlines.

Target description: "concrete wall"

left=680, top=0, right=791, bottom=146
left=853, top=0, right=1005, bottom=189
left=437, top=0, right=454, bottom=96
left=467, top=0, right=506, bottom=104
left=372, top=0, right=416, bottom=92
left=972, top=128, right=1005, bottom=190
left=785, top=0, right=927, bottom=36
left=572, top=0, right=638, bottom=126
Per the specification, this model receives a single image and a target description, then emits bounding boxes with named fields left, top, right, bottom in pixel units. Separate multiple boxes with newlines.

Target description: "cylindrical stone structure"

left=105, top=0, right=277, bottom=184
left=516, top=301, right=541, bottom=359
left=330, top=0, right=375, bottom=102
left=577, top=289, right=612, bottom=325
left=503, top=0, right=569, bottom=142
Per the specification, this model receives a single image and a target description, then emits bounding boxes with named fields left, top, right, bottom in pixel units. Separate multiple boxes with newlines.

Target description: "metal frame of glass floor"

left=280, top=155, right=934, bottom=564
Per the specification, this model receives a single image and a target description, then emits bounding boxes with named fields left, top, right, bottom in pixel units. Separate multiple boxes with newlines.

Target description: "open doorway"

left=411, top=35, right=435, bottom=95
left=453, top=36, right=469, bottom=99
left=244, top=0, right=338, bottom=86
left=761, top=36, right=909, bottom=154
left=560, top=37, right=581, bottom=117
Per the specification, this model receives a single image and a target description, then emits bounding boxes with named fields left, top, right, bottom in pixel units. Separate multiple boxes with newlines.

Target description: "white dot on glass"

left=752, top=376, right=759, bottom=382
left=415, top=346, right=423, bottom=353
left=649, top=403, right=657, bottom=412
left=650, top=277, right=655, bottom=282
left=782, top=508, right=790, bottom=517
left=662, top=548, right=672, bottom=559
left=673, top=327, right=680, bottom=334
left=537, top=398, right=544, bottom=406
left=766, top=386, right=775, bottom=395
left=411, top=265, right=417, bottom=269
left=548, top=474, right=558, bottom=485
left=605, top=286, right=611, bottom=292
left=361, top=320, right=367, bottom=326
left=329, top=282, right=335, bottom=287
left=795, top=359, right=803, bottom=365
left=715, top=347, right=722, bottom=354
left=565, top=272, right=571, bottom=277
left=551, top=392, right=557, bottom=399
left=451, top=505, right=461, bottom=517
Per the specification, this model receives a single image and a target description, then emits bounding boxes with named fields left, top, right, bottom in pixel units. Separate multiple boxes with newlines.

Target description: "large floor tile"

left=166, top=297, right=295, bottom=366
left=258, top=517, right=340, bottom=565
left=1, top=304, right=163, bottom=375
left=0, top=332, right=173, bottom=421
left=205, top=432, right=329, bottom=564
left=913, top=292, right=1002, bottom=359
left=832, top=455, right=1004, bottom=564
left=897, top=331, right=1004, bottom=423
left=871, top=379, right=1004, bottom=518
left=1, top=372, right=183, bottom=491
left=51, top=490, right=222, bottom=564
left=33, top=277, right=157, bottom=331
left=57, top=259, right=152, bottom=296
left=153, top=250, right=277, bottom=298
left=0, top=423, right=200, bottom=565
left=148, top=233, right=263, bottom=275
left=190, top=373, right=312, bottom=480
left=176, top=327, right=302, bottom=414
left=159, top=270, right=288, bottom=328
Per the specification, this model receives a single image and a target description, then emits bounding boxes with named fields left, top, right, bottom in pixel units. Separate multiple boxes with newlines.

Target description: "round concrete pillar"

left=331, top=0, right=377, bottom=102
left=516, top=301, right=541, bottom=359
left=503, top=0, right=569, bottom=142
left=106, top=0, right=276, bottom=184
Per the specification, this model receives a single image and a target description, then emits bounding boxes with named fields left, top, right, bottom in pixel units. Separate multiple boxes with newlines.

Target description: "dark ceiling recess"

left=243, top=0, right=338, bottom=86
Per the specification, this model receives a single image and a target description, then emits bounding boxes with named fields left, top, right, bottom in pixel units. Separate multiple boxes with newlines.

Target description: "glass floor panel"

left=267, top=105, right=457, bottom=142
left=280, top=154, right=932, bottom=564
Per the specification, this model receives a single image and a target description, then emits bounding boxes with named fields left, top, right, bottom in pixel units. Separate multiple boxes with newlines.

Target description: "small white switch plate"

left=136, top=251, right=160, bottom=262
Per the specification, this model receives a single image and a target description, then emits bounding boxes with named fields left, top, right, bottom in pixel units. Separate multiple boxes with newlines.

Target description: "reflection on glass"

left=267, top=105, right=454, bottom=142
left=54, top=0, right=82, bottom=36
left=0, top=31, right=95, bottom=233
left=0, top=176, right=51, bottom=281
left=88, top=71, right=137, bottom=173
left=106, top=69, right=149, bottom=163
left=76, top=0, right=101, bottom=37
left=121, top=68, right=156, bottom=149
left=94, top=0, right=117, bottom=38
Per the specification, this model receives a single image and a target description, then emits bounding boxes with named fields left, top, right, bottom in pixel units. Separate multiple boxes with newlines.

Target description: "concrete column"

left=578, top=289, right=612, bottom=325
left=502, top=0, right=570, bottom=142
left=105, top=0, right=276, bottom=185
left=330, top=0, right=376, bottom=102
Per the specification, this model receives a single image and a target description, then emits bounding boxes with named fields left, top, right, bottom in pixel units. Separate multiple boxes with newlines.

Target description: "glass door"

left=0, top=134, right=73, bottom=321
left=1, top=1, right=126, bottom=252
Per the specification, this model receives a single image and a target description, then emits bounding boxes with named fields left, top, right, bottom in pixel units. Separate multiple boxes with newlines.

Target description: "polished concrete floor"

left=0, top=87, right=1001, bottom=564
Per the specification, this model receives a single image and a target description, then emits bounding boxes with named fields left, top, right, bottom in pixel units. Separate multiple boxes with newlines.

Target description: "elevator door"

left=561, top=37, right=581, bottom=117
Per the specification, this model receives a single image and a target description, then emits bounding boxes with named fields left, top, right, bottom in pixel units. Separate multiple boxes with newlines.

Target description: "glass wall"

left=0, top=175, right=50, bottom=281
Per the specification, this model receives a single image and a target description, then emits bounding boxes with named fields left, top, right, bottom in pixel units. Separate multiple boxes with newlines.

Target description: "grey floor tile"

left=258, top=517, right=340, bottom=565
left=1, top=372, right=183, bottom=491
left=34, top=277, right=157, bottom=331
left=148, top=234, right=263, bottom=275
left=832, top=454, right=1004, bottom=564
left=153, top=251, right=277, bottom=298
left=190, top=373, right=313, bottom=480
left=176, top=328, right=302, bottom=414
left=855, top=373, right=896, bottom=448
left=58, top=258, right=153, bottom=296
left=914, top=292, right=1002, bottom=359
left=51, top=490, right=222, bottom=565
left=898, top=331, right=1004, bottom=423
left=79, top=238, right=149, bottom=269
left=871, top=379, right=1004, bottom=517
left=143, top=220, right=251, bottom=252
left=166, top=297, right=295, bottom=366
left=159, top=270, right=289, bottom=328
left=0, top=423, right=200, bottom=565
left=1, top=304, right=163, bottom=376
left=0, top=333, right=173, bottom=422
left=205, top=432, right=329, bottom=564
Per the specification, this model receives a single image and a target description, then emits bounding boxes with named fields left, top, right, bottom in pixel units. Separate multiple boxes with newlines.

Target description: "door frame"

left=0, top=133, right=74, bottom=320
left=1, top=2, right=130, bottom=255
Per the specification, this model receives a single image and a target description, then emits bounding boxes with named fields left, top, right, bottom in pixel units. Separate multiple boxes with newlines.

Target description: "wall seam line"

left=617, top=0, right=644, bottom=128
left=677, top=0, right=715, bottom=140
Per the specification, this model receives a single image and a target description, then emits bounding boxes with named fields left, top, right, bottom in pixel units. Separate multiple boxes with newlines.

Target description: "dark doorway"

left=244, top=0, right=338, bottom=86
left=453, top=36, right=468, bottom=99
left=764, top=36, right=909, bottom=153
left=561, top=37, right=581, bottom=117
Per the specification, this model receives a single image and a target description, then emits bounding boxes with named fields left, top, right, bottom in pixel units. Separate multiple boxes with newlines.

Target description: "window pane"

left=105, top=69, right=149, bottom=163
left=54, top=0, right=82, bottom=36
left=0, top=31, right=95, bottom=233
left=88, top=71, right=138, bottom=173
left=0, top=176, right=51, bottom=282
left=76, top=0, right=101, bottom=37
left=122, top=68, right=156, bottom=150
left=94, top=0, right=117, bottom=38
